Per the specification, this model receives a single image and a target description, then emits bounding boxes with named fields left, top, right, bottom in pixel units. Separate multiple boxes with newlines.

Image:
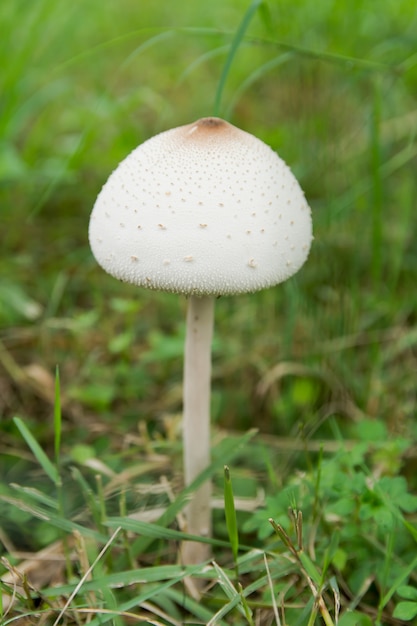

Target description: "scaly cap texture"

left=89, top=117, right=313, bottom=296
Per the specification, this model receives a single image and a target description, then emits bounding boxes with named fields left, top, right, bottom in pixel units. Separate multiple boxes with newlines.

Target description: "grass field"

left=1, top=0, right=417, bottom=623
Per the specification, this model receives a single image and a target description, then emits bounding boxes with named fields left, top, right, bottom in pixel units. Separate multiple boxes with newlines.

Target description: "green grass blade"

left=298, top=550, right=322, bottom=587
left=209, top=560, right=278, bottom=624
left=76, top=564, right=205, bottom=626
left=209, top=562, right=244, bottom=624
left=106, top=516, right=230, bottom=549
left=43, top=564, right=206, bottom=597
left=177, top=44, right=231, bottom=84
left=54, top=365, right=61, bottom=466
left=126, top=429, right=257, bottom=556
left=264, top=553, right=281, bottom=626
left=165, top=587, right=227, bottom=625
left=257, top=1, right=274, bottom=35
left=71, top=466, right=99, bottom=513
left=378, top=553, right=417, bottom=613
left=13, top=417, right=60, bottom=486
left=225, top=52, right=292, bottom=118
left=370, top=78, right=383, bottom=284
left=51, top=526, right=122, bottom=626
left=213, top=0, right=263, bottom=117
left=1, top=494, right=108, bottom=543
left=10, top=483, right=59, bottom=510
left=224, top=465, right=239, bottom=567
left=238, top=582, right=255, bottom=625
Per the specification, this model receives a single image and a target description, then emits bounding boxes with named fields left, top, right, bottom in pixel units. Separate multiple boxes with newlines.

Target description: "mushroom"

left=88, top=117, right=313, bottom=567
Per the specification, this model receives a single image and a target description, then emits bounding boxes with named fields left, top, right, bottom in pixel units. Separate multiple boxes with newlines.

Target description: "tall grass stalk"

left=54, top=365, right=61, bottom=467
left=213, top=0, right=263, bottom=117
left=13, top=417, right=59, bottom=486
left=370, top=78, right=383, bottom=285
left=224, top=465, right=239, bottom=577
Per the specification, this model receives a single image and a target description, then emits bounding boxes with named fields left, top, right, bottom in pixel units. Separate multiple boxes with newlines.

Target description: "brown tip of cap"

left=182, top=117, right=233, bottom=139
left=197, top=117, right=226, bottom=128
left=184, top=117, right=234, bottom=143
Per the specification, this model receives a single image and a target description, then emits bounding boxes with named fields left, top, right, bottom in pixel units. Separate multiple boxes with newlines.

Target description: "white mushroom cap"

left=89, top=117, right=313, bottom=296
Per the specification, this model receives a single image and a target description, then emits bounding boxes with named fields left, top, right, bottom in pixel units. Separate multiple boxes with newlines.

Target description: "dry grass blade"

left=263, top=553, right=281, bottom=626
left=1, top=541, right=69, bottom=613
left=51, top=526, right=121, bottom=626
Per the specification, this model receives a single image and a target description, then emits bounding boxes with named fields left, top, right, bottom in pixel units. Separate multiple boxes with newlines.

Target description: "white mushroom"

left=88, top=117, right=313, bottom=567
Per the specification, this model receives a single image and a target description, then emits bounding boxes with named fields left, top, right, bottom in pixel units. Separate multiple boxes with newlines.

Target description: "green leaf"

left=355, top=418, right=387, bottom=442
left=399, top=493, right=417, bottom=513
left=108, top=331, right=134, bottom=354
left=0, top=281, right=42, bottom=323
left=338, top=611, right=373, bottom=626
left=397, top=586, right=417, bottom=601
left=393, top=601, right=417, bottom=620
left=69, top=382, right=116, bottom=410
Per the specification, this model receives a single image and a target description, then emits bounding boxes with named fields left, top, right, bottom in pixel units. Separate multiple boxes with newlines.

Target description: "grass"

left=1, top=0, right=417, bottom=623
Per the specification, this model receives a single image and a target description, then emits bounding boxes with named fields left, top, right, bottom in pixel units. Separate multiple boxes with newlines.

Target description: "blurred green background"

left=1, top=0, right=416, bottom=468
left=1, top=2, right=417, bottom=621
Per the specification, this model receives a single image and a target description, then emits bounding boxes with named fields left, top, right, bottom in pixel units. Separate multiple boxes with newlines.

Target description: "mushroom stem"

left=181, top=294, right=215, bottom=566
